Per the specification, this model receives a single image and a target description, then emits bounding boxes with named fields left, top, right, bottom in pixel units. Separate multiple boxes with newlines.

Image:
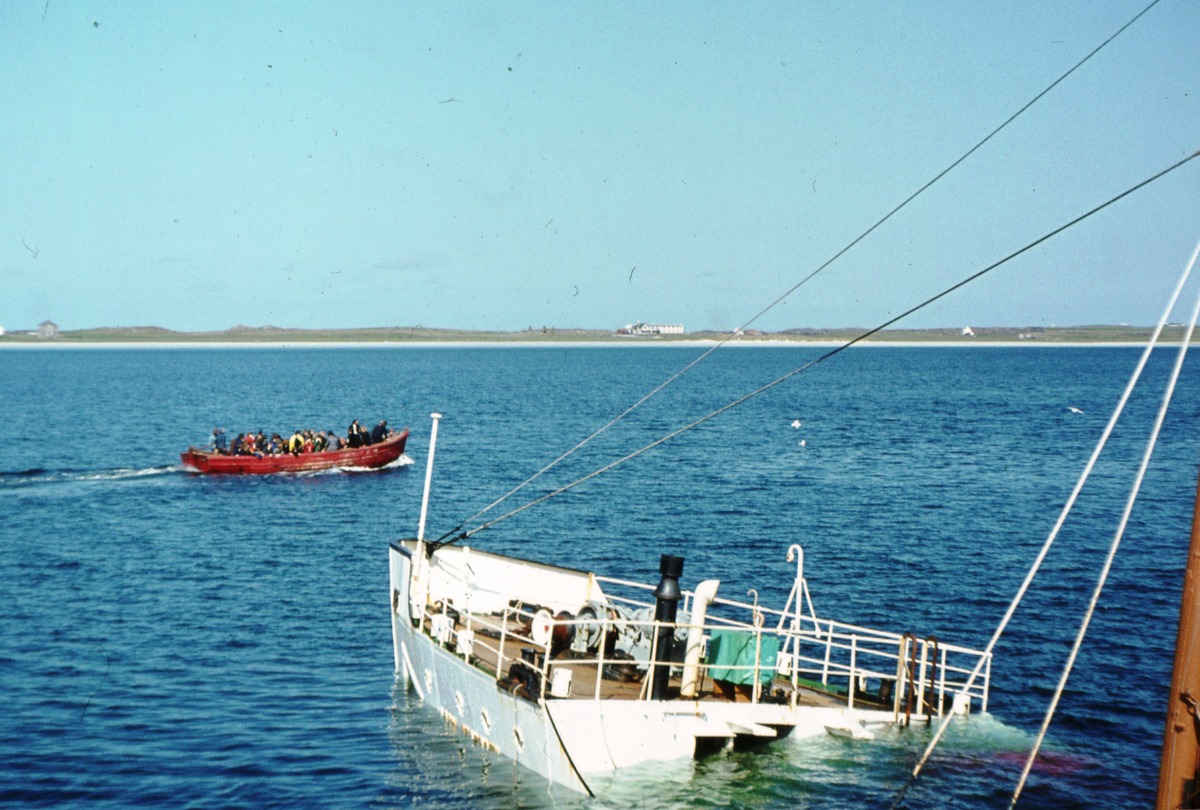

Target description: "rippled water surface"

left=1, top=345, right=1196, bottom=808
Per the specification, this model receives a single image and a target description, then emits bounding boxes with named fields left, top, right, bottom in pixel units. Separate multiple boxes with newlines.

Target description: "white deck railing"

left=413, top=551, right=991, bottom=719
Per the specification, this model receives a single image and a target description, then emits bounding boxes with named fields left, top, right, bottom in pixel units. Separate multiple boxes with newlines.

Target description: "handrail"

left=435, top=564, right=984, bottom=654
left=416, top=555, right=993, bottom=714
left=416, top=599, right=989, bottom=713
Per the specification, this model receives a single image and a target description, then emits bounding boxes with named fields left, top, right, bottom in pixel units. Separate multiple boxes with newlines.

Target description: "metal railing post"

left=983, top=654, right=991, bottom=713
left=753, top=626, right=763, bottom=703
left=821, top=625, right=834, bottom=685
left=539, top=642, right=549, bottom=702
left=595, top=618, right=607, bottom=701
left=905, top=633, right=917, bottom=726
left=497, top=607, right=508, bottom=684
left=848, top=636, right=857, bottom=710
left=917, top=640, right=929, bottom=719
left=938, top=646, right=947, bottom=717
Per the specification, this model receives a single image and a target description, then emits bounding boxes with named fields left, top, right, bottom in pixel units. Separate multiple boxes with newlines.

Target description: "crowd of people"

left=207, top=420, right=392, bottom=456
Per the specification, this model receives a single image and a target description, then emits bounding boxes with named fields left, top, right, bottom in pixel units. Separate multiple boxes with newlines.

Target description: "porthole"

left=424, top=668, right=433, bottom=691
left=454, top=691, right=465, bottom=716
left=480, top=708, right=492, bottom=734
left=513, top=726, right=525, bottom=751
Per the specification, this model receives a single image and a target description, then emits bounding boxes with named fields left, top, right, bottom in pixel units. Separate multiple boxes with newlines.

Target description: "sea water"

left=0, top=344, right=1196, bottom=809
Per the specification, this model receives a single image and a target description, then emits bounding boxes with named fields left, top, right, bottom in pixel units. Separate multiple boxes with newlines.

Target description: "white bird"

left=1067, top=407, right=1084, bottom=414
left=799, top=439, right=806, bottom=447
left=791, top=420, right=802, bottom=429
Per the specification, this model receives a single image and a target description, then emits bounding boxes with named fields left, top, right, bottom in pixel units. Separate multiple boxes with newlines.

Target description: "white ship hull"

left=389, top=540, right=987, bottom=795
left=390, top=542, right=592, bottom=793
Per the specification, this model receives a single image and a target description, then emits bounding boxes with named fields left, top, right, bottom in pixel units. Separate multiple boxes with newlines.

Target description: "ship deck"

left=421, top=608, right=893, bottom=711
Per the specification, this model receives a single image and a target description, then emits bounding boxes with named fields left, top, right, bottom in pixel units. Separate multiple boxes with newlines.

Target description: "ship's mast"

left=1156, top=462, right=1200, bottom=809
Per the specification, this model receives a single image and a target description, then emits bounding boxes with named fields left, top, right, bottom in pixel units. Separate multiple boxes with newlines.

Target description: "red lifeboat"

left=181, top=429, right=409, bottom=474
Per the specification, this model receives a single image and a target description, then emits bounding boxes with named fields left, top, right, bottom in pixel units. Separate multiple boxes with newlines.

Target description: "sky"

left=2, top=1, right=1198, bottom=333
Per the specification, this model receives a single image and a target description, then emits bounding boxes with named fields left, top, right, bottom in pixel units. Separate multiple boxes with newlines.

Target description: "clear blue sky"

left=2, top=1, right=1197, bottom=332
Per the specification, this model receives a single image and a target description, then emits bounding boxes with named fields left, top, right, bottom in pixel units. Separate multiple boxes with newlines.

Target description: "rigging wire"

left=430, top=0, right=1162, bottom=545
left=1008, top=243, right=1200, bottom=808
left=449, top=150, right=1200, bottom=544
left=729, top=0, right=1164, bottom=340
left=888, top=231, right=1200, bottom=809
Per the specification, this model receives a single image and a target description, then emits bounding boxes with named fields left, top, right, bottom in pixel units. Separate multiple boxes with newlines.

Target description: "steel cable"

left=459, top=150, right=1199, bottom=542
left=890, top=229, right=1200, bottom=810
left=431, top=0, right=1163, bottom=545
left=1009, top=237, right=1200, bottom=808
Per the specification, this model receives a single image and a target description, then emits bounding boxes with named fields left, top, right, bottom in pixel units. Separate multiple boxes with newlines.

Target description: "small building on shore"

left=37, top=320, right=58, bottom=339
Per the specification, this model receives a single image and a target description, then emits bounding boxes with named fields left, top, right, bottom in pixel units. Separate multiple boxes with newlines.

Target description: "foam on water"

left=290, top=453, right=415, bottom=477
left=0, top=454, right=417, bottom=488
left=0, top=464, right=182, bottom=489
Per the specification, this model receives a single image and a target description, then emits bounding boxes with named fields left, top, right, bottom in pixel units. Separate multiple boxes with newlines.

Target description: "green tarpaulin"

left=705, top=629, right=779, bottom=686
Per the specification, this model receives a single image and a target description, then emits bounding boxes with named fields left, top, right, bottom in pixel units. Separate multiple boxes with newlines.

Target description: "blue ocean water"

left=1, top=344, right=1196, bottom=809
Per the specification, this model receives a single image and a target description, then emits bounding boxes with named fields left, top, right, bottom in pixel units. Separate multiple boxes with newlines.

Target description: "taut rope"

left=441, top=150, right=1199, bottom=547
left=431, top=0, right=1163, bottom=545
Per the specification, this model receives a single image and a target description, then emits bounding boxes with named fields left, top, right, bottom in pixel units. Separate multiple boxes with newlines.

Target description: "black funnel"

left=651, top=554, right=684, bottom=701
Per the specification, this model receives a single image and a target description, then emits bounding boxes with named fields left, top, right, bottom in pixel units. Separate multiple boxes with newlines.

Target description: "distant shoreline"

left=0, top=324, right=1192, bottom=347
left=0, top=339, right=1180, bottom=350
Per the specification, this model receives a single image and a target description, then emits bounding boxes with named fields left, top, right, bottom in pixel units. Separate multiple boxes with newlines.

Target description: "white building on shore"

left=617, top=321, right=684, bottom=335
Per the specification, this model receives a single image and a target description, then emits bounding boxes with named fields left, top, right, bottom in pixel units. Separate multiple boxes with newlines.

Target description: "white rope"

left=892, top=233, right=1200, bottom=809
left=443, top=343, right=725, bottom=535
left=468, top=158, right=1200, bottom=542
left=439, top=0, right=1165, bottom=539
left=453, top=152, right=1200, bottom=549
left=1010, top=238, right=1200, bottom=807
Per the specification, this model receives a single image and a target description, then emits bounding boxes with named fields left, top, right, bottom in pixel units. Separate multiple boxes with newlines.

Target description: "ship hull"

left=387, top=542, right=916, bottom=795
left=389, top=544, right=593, bottom=794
